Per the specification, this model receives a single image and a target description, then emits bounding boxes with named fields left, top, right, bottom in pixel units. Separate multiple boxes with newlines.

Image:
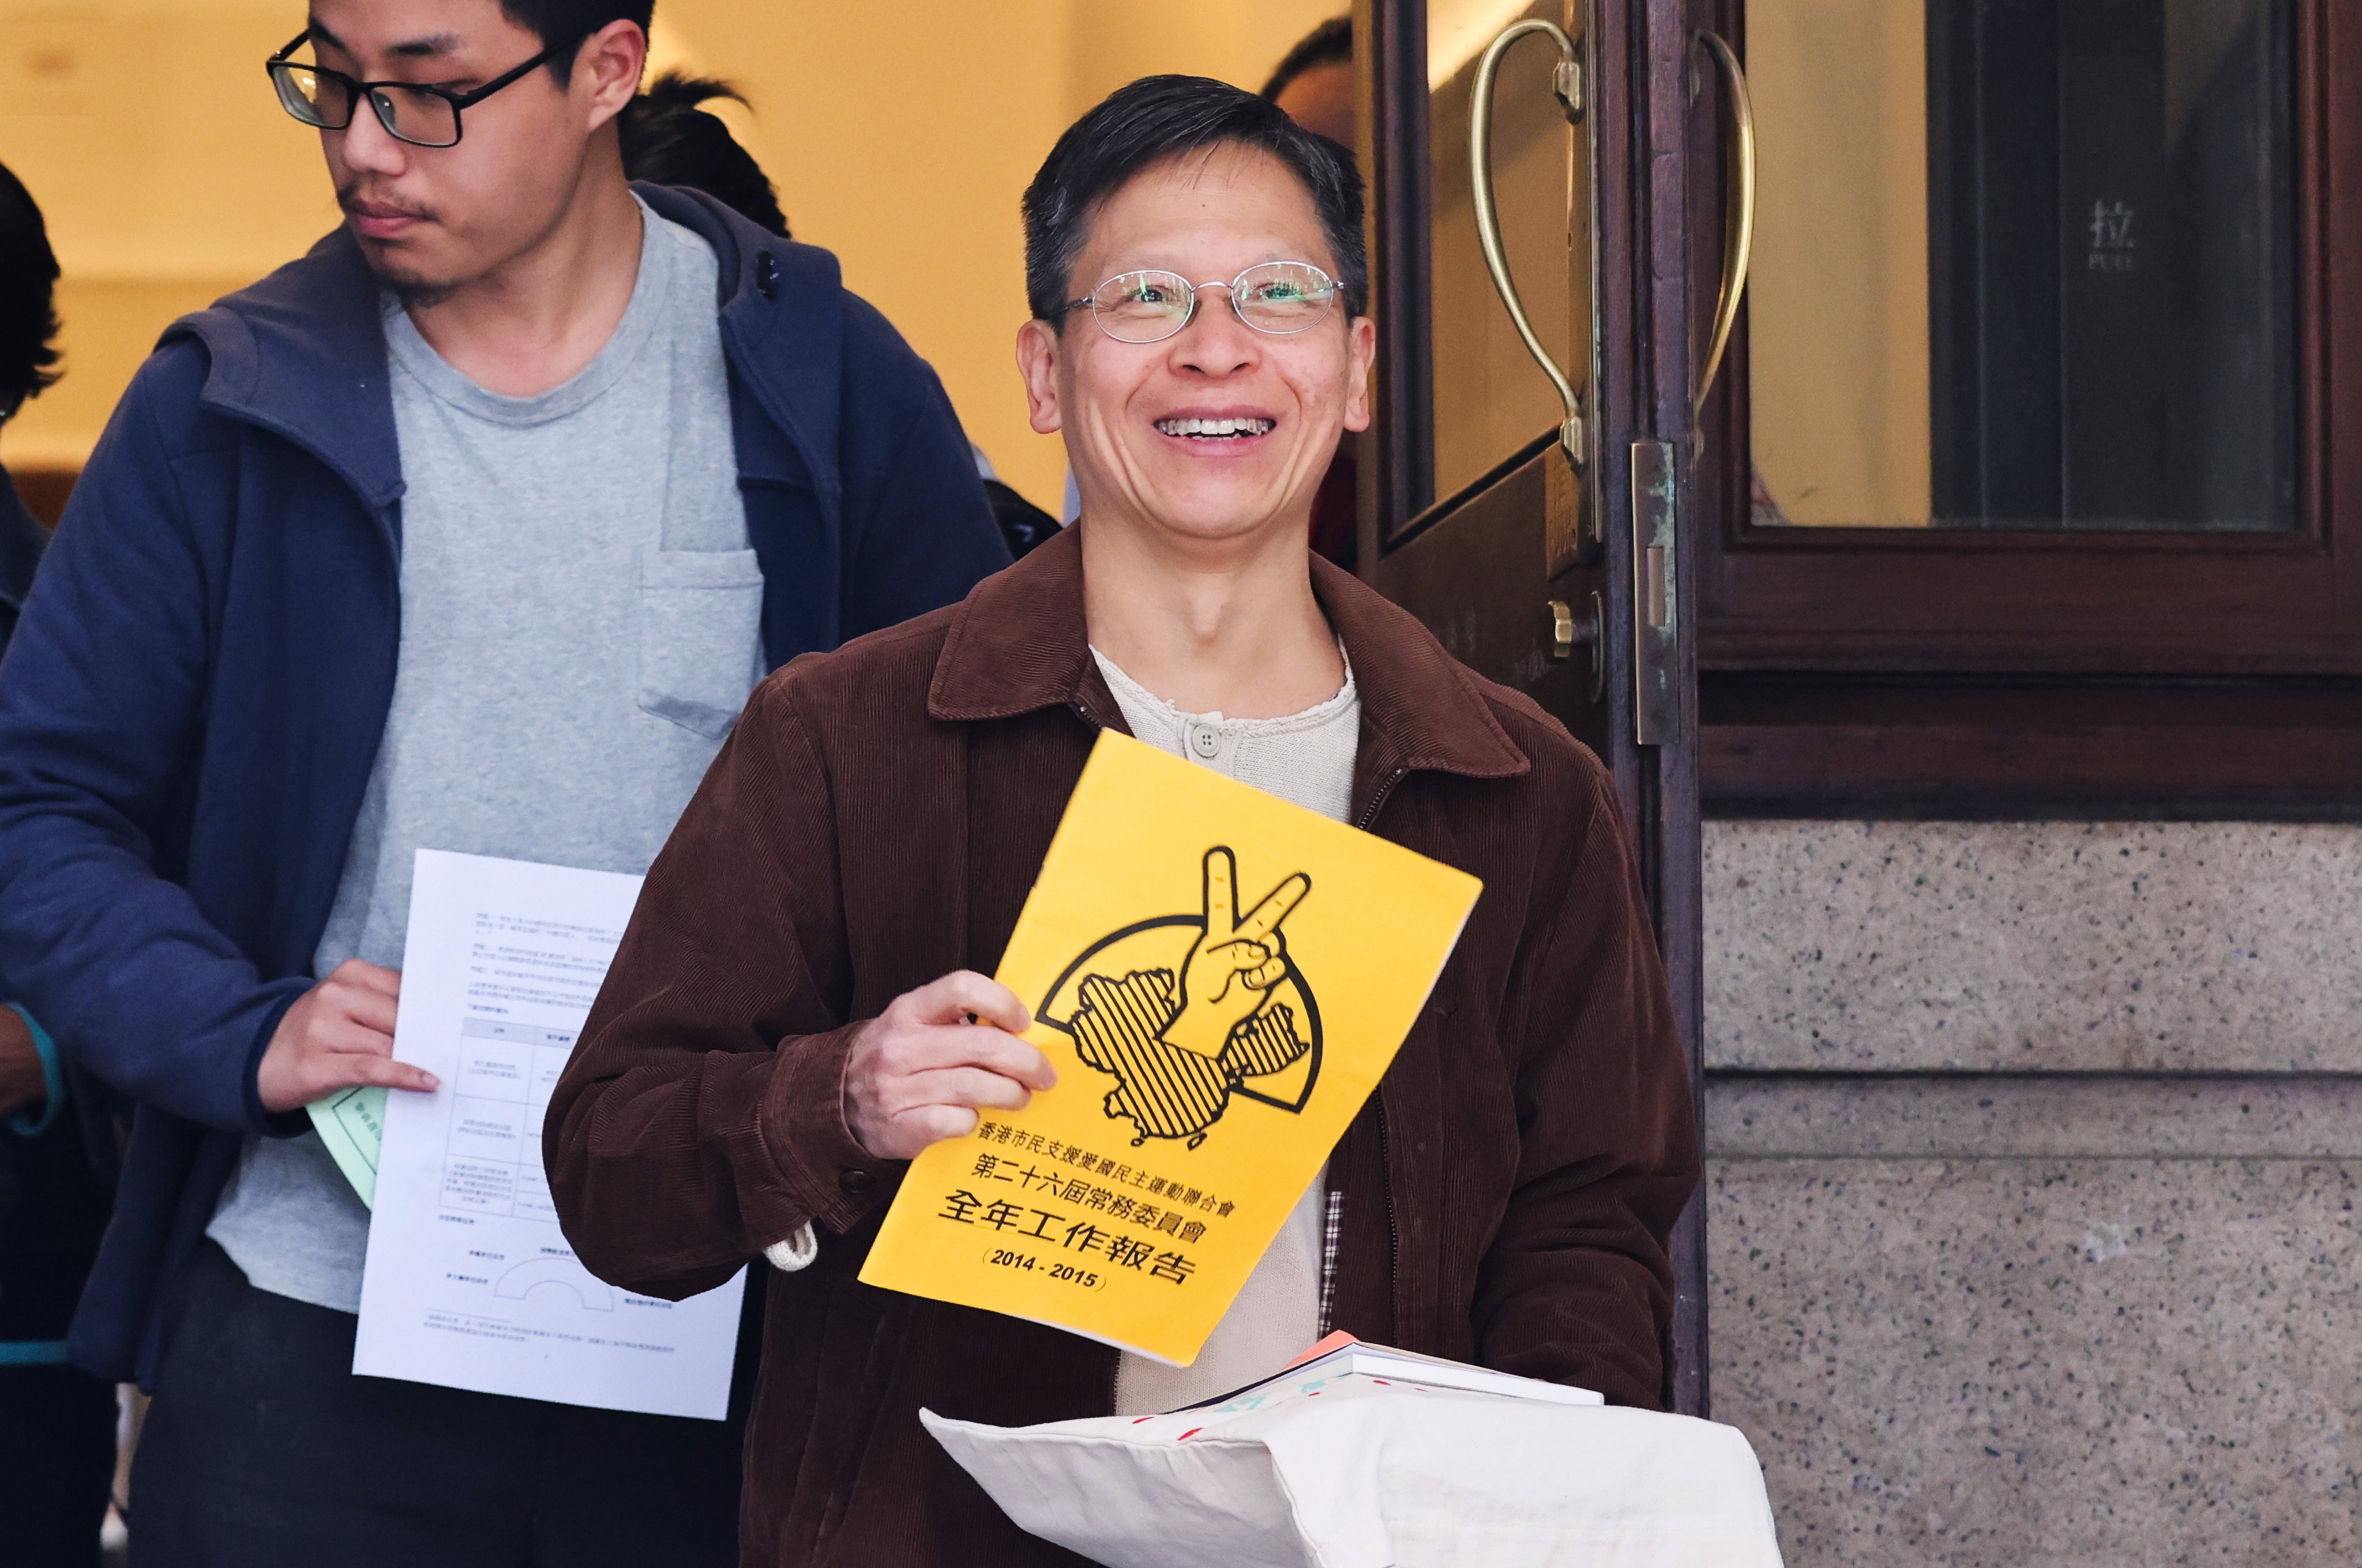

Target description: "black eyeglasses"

left=266, top=29, right=555, bottom=149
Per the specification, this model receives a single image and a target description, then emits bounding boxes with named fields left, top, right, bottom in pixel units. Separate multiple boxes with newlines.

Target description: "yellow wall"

left=1, top=1, right=343, bottom=471
left=0, top=0, right=1346, bottom=511
left=1745, top=0, right=1933, bottom=527
left=1064, top=5, right=1347, bottom=112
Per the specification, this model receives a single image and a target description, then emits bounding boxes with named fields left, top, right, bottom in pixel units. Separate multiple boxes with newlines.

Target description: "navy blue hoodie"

left=0, top=184, right=1010, bottom=1383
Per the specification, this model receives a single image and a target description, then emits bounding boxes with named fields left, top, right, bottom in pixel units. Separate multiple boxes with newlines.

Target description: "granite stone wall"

left=1703, top=821, right=2362, bottom=1566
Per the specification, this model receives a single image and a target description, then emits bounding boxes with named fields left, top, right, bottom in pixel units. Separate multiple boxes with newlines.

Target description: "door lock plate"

left=1629, top=441, right=1682, bottom=746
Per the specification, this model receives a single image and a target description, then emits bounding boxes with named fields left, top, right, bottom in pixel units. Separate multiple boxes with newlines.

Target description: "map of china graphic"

left=1041, top=846, right=1321, bottom=1149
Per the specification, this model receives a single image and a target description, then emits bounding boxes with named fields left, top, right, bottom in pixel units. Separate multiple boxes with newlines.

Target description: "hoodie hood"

left=158, top=182, right=848, bottom=522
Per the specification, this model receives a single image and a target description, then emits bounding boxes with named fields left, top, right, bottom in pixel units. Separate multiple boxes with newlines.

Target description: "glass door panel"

left=1745, top=0, right=2299, bottom=531
left=1426, top=0, right=1593, bottom=507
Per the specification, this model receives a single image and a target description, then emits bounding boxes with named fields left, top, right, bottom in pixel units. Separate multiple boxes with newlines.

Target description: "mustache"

left=336, top=180, right=437, bottom=223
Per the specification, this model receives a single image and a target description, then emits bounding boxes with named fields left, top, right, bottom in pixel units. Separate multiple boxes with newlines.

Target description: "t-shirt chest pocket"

left=637, top=545, right=764, bottom=740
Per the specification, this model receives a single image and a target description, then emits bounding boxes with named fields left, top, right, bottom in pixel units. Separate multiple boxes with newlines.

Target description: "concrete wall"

left=1704, top=821, right=2362, bottom=1564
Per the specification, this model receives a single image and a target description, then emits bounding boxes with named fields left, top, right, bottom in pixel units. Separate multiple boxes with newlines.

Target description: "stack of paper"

left=923, top=1338, right=1784, bottom=1568
left=1239, top=1330, right=1606, bottom=1409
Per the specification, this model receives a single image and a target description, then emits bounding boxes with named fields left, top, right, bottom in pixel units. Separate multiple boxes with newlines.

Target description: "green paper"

left=307, top=1085, right=387, bottom=1210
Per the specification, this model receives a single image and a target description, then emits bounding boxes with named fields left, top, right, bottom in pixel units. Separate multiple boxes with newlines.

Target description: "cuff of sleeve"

left=241, top=989, right=309, bottom=1137
left=5, top=1003, right=65, bottom=1138
left=763, top=1223, right=820, bottom=1273
left=754, top=1021, right=899, bottom=1236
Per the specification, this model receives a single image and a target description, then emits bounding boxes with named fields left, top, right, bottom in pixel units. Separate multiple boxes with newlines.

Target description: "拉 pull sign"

left=1629, top=441, right=1681, bottom=747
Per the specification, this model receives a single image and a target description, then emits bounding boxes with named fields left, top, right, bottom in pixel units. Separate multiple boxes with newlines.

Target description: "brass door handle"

left=1692, top=30, right=1757, bottom=419
left=1470, top=18, right=1587, bottom=475
left=1548, top=592, right=1605, bottom=703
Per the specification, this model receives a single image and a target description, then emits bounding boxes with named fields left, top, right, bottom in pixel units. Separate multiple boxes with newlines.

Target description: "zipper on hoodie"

left=1353, top=765, right=1409, bottom=831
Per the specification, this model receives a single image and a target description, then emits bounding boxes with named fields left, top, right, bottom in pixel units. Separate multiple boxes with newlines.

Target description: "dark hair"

left=0, top=161, right=62, bottom=423
left=1261, top=16, right=1352, bottom=101
left=619, top=72, right=790, bottom=236
left=496, top=0, right=654, bottom=80
left=1022, top=75, right=1365, bottom=325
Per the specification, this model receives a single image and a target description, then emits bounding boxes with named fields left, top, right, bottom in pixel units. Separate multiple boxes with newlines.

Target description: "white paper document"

left=354, top=849, right=746, bottom=1420
left=926, top=1359, right=1784, bottom=1568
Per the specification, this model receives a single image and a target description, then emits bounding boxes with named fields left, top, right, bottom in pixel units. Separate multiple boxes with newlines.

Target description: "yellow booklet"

left=859, top=731, right=1483, bottom=1365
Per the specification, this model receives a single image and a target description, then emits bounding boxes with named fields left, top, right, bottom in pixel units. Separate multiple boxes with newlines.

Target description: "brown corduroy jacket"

left=546, top=524, right=1700, bottom=1567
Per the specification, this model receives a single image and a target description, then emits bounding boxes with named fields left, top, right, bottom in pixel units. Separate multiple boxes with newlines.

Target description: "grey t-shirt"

left=1091, top=646, right=1361, bottom=1415
left=208, top=200, right=761, bottom=1311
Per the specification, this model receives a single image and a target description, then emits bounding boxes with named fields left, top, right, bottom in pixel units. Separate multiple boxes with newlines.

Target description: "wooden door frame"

left=1357, top=0, right=1712, bottom=1417
left=1684, top=0, right=2362, bottom=821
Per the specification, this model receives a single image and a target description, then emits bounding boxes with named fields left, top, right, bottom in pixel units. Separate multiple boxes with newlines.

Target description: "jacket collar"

left=929, top=522, right=1529, bottom=792
left=161, top=183, right=843, bottom=515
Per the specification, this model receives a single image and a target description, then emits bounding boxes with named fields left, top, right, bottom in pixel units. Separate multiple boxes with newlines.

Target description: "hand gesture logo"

left=1037, top=847, right=1322, bottom=1148
left=1166, top=848, right=1310, bottom=1059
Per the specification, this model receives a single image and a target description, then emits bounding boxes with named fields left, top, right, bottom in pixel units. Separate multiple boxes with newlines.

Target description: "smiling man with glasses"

left=0, top=2, right=1009, bottom=1563
left=546, top=74, right=1698, bottom=1566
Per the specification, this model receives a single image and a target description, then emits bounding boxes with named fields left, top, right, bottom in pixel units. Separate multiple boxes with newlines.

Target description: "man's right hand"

left=842, top=971, right=1057, bottom=1161
left=256, top=959, right=437, bottom=1114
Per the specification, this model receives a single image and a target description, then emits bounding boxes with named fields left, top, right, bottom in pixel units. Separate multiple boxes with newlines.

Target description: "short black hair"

left=1261, top=16, right=1351, bottom=101
left=0, top=161, right=61, bottom=423
left=620, top=72, right=789, bottom=236
left=1022, top=75, right=1365, bottom=325
left=496, top=0, right=654, bottom=80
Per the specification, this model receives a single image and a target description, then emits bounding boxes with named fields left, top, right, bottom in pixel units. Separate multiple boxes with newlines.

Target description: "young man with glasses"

left=0, top=2, right=1007, bottom=1563
left=547, top=75, right=1698, bottom=1566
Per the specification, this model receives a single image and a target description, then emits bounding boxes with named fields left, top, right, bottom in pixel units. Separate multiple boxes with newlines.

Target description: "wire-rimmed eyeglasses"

left=1062, top=262, right=1341, bottom=344
left=265, top=29, right=556, bottom=149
